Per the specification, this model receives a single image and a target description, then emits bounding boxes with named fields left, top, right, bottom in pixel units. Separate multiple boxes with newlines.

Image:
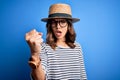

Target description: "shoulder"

left=74, top=42, right=82, bottom=49
left=41, top=42, right=52, bottom=50
left=41, top=42, right=48, bottom=47
left=74, top=42, right=83, bottom=55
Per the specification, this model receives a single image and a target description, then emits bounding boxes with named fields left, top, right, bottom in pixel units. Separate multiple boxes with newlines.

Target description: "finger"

left=33, top=33, right=42, bottom=39
left=35, top=38, right=43, bottom=44
left=26, top=32, right=41, bottom=41
left=30, top=38, right=43, bottom=46
left=30, top=35, right=43, bottom=42
left=34, top=36, right=44, bottom=43
left=31, top=29, right=37, bottom=34
left=25, top=33, right=35, bottom=41
left=33, top=32, right=43, bottom=38
left=25, top=29, right=37, bottom=40
left=38, top=32, right=43, bottom=36
left=25, top=33, right=31, bottom=41
left=27, top=29, right=36, bottom=35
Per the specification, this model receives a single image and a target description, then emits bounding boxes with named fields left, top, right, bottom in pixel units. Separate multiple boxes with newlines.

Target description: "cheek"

left=63, top=28, right=68, bottom=34
left=52, top=28, right=56, bottom=34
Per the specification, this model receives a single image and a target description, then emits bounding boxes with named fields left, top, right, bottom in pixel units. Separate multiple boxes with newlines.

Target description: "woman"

left=25, top=3, right=87, bottom=80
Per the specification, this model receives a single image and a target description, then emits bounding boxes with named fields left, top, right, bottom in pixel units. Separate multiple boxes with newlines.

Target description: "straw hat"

left=41, top=3, right=80, bottom=23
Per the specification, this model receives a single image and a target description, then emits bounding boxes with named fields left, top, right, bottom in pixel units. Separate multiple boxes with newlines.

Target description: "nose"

left=56, top=22, right=61, bottom=29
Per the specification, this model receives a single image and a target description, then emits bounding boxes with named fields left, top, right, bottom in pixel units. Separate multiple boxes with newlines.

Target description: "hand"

left=25, top=29, right=43, bottom=57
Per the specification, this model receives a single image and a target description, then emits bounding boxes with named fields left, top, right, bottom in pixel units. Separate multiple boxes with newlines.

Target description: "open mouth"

left=56, top=31, right=62, bottom=33
left=55, top=30, right=62, bottom=37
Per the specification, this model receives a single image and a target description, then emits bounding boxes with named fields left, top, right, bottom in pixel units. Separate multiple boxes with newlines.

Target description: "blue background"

left=0, top=0, right=120, bottom=80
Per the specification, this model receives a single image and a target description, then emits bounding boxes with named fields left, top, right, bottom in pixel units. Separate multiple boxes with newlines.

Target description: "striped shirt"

left=39, top=42, right=87, bottom=80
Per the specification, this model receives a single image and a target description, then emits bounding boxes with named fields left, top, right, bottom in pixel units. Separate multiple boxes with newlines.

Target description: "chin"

left=56, top=36, right=64, bottom=39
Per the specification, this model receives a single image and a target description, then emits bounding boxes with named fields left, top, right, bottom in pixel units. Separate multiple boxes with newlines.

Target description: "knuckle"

left=29, top=38, right=34, bottom=42
left=32, top=29, right=37, bottom=33
left=25, top=33, right=28, bottom=38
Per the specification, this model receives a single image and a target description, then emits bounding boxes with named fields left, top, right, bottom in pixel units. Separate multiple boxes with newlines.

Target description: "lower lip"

left=55, top=32, right=62, bottom=37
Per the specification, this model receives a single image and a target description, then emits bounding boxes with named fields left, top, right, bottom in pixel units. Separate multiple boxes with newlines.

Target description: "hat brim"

left=41, top=17, right=80, bottom=23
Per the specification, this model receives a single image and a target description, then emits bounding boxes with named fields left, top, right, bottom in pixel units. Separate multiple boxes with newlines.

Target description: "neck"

left=57, top=37, right=65, bottom=43
left=56, top=38, right=69, bottom=48
left=57, top=38, right=65, bottom=42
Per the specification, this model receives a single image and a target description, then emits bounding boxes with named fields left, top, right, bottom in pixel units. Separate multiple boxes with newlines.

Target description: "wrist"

left=28, top=56, right=41, bottom=69
left=31, top=50, right=40, bottom=55
left=31, top=55, right=40, bottom=61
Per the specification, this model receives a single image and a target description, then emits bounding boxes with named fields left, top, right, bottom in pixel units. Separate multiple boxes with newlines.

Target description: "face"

left=50, top=18, right=68, bottom=41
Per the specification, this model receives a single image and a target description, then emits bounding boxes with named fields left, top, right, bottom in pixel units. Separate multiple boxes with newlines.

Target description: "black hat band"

left=48, top=13, right=72, bottom=18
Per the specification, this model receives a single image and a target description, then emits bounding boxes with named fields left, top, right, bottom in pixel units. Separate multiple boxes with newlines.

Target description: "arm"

left=29, top=55, right=46, bottom=80
left=25, top=29, right=46, bottom=80
left=79, top=45, right=87, bottom=80
left=75, top=43, right=87, bottom=80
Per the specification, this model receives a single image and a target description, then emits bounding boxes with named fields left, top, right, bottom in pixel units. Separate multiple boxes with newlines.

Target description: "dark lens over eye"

left=61, top=20, right=66, bottom=23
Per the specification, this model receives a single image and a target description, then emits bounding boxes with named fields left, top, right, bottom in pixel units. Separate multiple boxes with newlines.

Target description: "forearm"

left=29, top=55, right=46, bottom=80
left=31, top=63, right=46, bottom=80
